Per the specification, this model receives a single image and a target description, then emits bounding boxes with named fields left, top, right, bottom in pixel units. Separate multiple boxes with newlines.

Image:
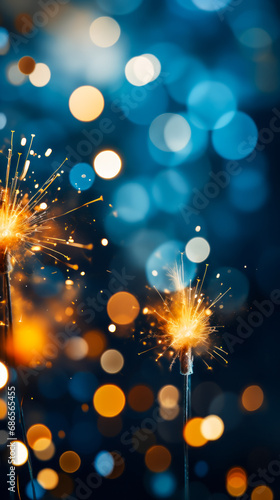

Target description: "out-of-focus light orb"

left=90, top=17, right=121, bottom=47
left=0, top=27, right=9, bottom=53
left=93, top=384, right=126, bottom=417
left=0, top=399, right=7, bottom=419
left=229, top=169, right=268, bottom=212
left=94, top=451, right=114, bottom=477
left=107, top=291, right=140, bottom=325
left=69, top=86, right=104, bottom=122
left=27, top=424, right=52, bottom=451
left=83, top=330, right=107, bottom=358
left=18, top=56, right=36, bottom=75
left=113, top=182, right=150, bottom=222
left=183, top=418, right=207, bottom=447
left=34, top=441, right=55, bottom=461
left=191, top=0, right=231, bottom=11
left=149, top=113, right=191, bottom=152
left=201, top=415, right=224, bottom=441
left=59, top=451, right=81, bottom=473
left=194, top=460, right=209, bottom=478
left=125, top=54, right=160, bottom=86
left=69, top=163, right=95, bottom=191
left=7, top=62, right=27, bottom=86
left=187, top=81, right=236, bottom=130
left=25, top=480, right=45, bottom=500
left=159, top=405, right=180, bottom=421
left=146, top=240, right=196, bottom=291
left=108, top=324, right=116, bottom=333
left=185, top=237, right=210, bottom=263
left=212, top=111, right=258, bottom=160
left=158, top=385, right=179, bottom=409
left=239, top=28, right=272, bottom=50
left=100, top=349, right=124, bottom=374
left=10, top=441, right=28, bottom=466
left=68, top=371, right=98, bottom=402
left=97, top=0, right=143, bottom=15
left=241, top=385, right=264, bottom=412
left=150, top=471, right=176, bottom=498
left=37, top=468, right=59, bottom=490
left=251, top=486, right=274, bottom=500
left=128, top=385, right=154, bottom=412
left=0, top=362, right=8, bottom=389
left=0, top=113, right=7, bottom=130
left=29, top=63, right=51, bottom=87
left=145, top=446, right=171, bottom=473
left=64, top=337, right=89, bottom=360
left=226, top=467, right=247, bottom=497
left=152, top=170, right=189, bottom=213
left=94, top=150, right=122, bottom=179
left=101, top=238, right=109, bottom=246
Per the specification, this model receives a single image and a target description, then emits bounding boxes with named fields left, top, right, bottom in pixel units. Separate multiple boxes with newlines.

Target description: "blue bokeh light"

left=212, top=111, right=258, bottom=160
left=68, top=372, right=98, bottom=402
left=152, top=170, right=189, bottom=213
left=94, top=451, right=114, bottom=477
left=229, top=168, right=268, bottom=212
left=187, top=81, right=236, bottom=130
left=113, top=182, right=150, bottom=223
left=0, top=27, right=9, bottom=48
left=146, top=240, right=196, bottom=291
left=25, top=480, right=45, bottom=500
left=191, top=0, right=231, bottom=12
left=69, top=163, right=95, bottom=191
left=194, top=460, right=209, bottom=478
left=150, top=471, right=176, bottom=498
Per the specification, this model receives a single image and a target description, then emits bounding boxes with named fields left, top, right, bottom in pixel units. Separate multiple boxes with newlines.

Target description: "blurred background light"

left=145, top=445, right=171, bottom=472
left=150, top=471, right=176, bottom=498
left=152, top=170, right=189, bottom=214
left=10, top=441, right=28, bottom=466
left=191, top=0, right=231, bottom=12
left=0, top=362, right=8, bottom=389
left=107, top=291, right=140, bottom=325
left=93, top=384, right=126, bottom=417
left=29, top=63, right=51, bottom=87
left=183, top=418, right=207, bottom=447
left=113, top=182, right=150, bottom=222
left=201, top=415, right=224, bottom=441
left=18, top=56, right=36, bottom=75
left=69, top=86, right=104, bottom=122
left=241, top=385, right=264, bottom=412
left=212, top=112, right=258, bottom=160
left=149, top=113, right=191, bottom=152
left=93, top=150, right=122, bottom=179
left=97, top=0, right=143, bottom=15
left=69, top=163, right=95, bottom=191
left=94, top=451, right=114, bottom=477
left=187, top=81, right=236, bottom=130
left=59, top=451, right=81, bottom=473
left=128, top=385, right=154, bottom=412
left=37, top=468, right=59, bottom=490
left=158, top=385, right=180, bottom=409
left=229, top=168, right=269, bottom=212
left=185, top=237, right=210, bottom=263
left=90, top=17, right=121, bottom=48
left=125, top=54, right=160, bottom=86
left=226, top=467, right=247, bottom=497
left=100, top=349, right=124, bottom=374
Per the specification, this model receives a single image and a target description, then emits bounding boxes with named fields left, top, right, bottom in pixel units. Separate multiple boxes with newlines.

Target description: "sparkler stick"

left=0, top=131, right=102, bottom=499
left=145, top=259, right=229, bottom=500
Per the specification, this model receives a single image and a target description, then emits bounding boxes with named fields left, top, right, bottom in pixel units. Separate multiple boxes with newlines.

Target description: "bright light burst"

left=0, top=131, right=102, bottom=270
left=143, top=262, right=229, bottom=370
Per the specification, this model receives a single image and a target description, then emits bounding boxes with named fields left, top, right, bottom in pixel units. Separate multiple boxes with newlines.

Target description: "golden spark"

left=142, top=261, right=230, bottom=371
left=0, top=131, right=102, bottom=271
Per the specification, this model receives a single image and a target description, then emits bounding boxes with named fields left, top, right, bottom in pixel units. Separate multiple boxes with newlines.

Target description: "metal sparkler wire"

left=180, top=347, right=193, bottom=500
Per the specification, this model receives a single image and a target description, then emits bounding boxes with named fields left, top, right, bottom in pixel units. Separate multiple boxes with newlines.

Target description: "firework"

left=144, top=261, right=229, bottom=500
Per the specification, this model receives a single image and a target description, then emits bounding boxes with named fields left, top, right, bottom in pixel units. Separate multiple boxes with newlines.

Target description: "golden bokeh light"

left=10, top=314, right=48, bottom=364
left=0, top=399, right=7, bottom=419
left=59, top=451, right=81, bottom=473
left=93, top=384, right=126, bottom=417
left=89, top=17, right=121, bottom=48
left=29, top=63, right=51, bottom=87
left=37, top=468, right=59, bottom=490
left=158, top=385, right=179, bottom=409
left=83, top=330, right=107, bottom=358
left=145, top=445, right=171, bottom=472
left=10, top=441, right=28, bottom=466
left=107, top=291, right=140, bottom=325
left=100, top=349, right=124, bottom=374
left=69, top=86, right=104, bottom=122
left=64, top=337, right=88, bottom=360
left=201, top=415, right=224, bottom=441
left=34, top=441, right=56, bottom=461
left=18, top=56, right=36, bottom=75
left=251, top=486, right=274, bottom=500
left=128, top=385, right=154, bottom=412
left=0, top=362, right=8, bottom=389
left=241, top=385, right=264, bottom=412
left=183, top=418, right=208, bottom=447
left=226, top=467, right=248, bottom=497
left=27, top=424, right=52, bottom=451
left=93, top=150, right=122, bottom=179
left=159, top=405, right=180, bottom=421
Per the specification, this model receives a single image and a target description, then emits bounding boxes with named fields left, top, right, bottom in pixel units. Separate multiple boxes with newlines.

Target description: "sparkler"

left=144, top=261, right=229, bottom=500
left=0, top=131, right=102, bottom=500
